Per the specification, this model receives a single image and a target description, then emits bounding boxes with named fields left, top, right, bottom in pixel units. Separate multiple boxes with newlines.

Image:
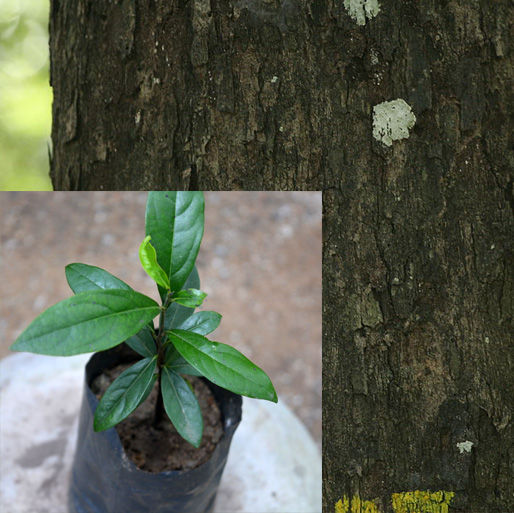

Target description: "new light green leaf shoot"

left=139, top=235, right=171, bottom=290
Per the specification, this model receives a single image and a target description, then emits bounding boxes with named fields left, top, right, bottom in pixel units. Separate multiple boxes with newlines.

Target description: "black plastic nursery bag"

left=69, top=348, right=242, bottom=513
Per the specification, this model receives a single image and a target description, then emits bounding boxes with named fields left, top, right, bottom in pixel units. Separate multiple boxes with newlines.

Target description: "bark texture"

left=319, top=1, right=514, bottom=511
left=51, top=0, right=332, bottom=190
left=50, top=1, right=514, bottom=511
left=49, top=0, right=513, bottom=193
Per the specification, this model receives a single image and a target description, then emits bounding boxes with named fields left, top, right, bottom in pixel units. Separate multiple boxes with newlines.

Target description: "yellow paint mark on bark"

left=391, top=490, right=455, bottom=513
left=335, top=496, right=349, bottom=513
left=336, top=491, right=455, bottom=513
left=335, top=495, right=379, bottom=513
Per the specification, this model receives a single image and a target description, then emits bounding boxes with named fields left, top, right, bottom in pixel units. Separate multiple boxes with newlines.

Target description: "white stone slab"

left=0, top=353, right=321, bottom=513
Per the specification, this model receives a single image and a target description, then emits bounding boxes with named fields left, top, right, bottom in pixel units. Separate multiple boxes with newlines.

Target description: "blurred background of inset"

left=0, top=191, right=321, bottom=446
left=0, top=0, right=52, bottom=190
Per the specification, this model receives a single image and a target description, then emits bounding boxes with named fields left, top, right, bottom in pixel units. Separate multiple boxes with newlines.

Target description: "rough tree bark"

left=50, top=0, right=332, bottom=190
left=50, top=1, right=513, bottom=512
left=319, top=2, right=514, bottom=512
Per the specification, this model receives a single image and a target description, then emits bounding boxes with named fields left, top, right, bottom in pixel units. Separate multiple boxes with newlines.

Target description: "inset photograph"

left=0, top=191, right=321, bottom=513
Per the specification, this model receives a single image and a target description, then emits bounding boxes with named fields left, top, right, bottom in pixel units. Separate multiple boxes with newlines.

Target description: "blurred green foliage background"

left=1, top=0, right=52, bottom=190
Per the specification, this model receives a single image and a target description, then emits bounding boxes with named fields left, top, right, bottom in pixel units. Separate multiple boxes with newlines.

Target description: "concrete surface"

left=0, top=353, right=321, bottom=513
left=0, top=192, right=321, bottom=447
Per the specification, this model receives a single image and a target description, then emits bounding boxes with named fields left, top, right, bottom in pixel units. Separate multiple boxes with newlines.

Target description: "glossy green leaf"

left=66, top=262, right=155, bottom=336
left=65, top=263, right=131, bottom=294
left=139, top=235, right=170, bottom=290
left=164, top=266, right=200, bottom=330
left=161, top=367, right=203, bottom=447
left=145, top=191, right=204, bottom=295
left=176, top=311, right=222, bottom=336
left=168, top=329, right=278, bottom=402
left=136, top=372, right=157, bottom=408
left=94, top=357, right=157, bottom=431
left=164, top=345, right=203, bottom=376
left=10, top=290, right=161, bottom=356
left=126, top=325, right=157, bottom=358
left=172, top=289, right=207, bottom=308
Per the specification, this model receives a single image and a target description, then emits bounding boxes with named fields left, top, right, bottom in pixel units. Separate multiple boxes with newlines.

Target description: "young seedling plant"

left=11, top=192, right=277, bottom=448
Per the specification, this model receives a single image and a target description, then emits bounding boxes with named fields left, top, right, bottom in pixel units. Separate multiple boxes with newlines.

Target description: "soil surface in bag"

left=91, top=364, right=223, bottom=473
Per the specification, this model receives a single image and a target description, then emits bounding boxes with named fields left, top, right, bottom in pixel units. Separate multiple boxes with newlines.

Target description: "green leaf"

left=164, top=345, right=203, bottom=376
left=126, top=325, right=157, bottom=358
left=176, top=311, right=222, bottom=335
left=65, top=263, right=131, bottom=293
left=65, top=265, right=154, bottom=334
left=94, top=357, right=157, bottom=431
left=168, top=329, right=278, bottom=402
left=136, top=372, right=157, bottom=408
left=145, top=191, right=204, bottom=295
left=161, top=367, right=203, bottom=447
left=139, top=235, right=171, bottom=290
left=168, top=359, right=203, bottom=377
left=10, top=290, right=161, bottom=356
left=164, top=266, right=200, bottom=330
left=172, top=289, right=207, bottom=308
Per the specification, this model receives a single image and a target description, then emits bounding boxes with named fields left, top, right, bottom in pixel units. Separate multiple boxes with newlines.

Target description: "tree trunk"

left=50, top=0, right=332, bottom=190
left=319, top=1, right=514, bottom=511
left=50, top=0, right=513, bottom=511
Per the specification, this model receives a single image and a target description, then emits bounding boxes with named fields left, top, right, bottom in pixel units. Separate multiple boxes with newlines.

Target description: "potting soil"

left=92, top=364, right=224, bottom=472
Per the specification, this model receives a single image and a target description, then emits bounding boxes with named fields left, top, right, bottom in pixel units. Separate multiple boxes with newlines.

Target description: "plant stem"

left=155, top=307, right=166, bottom=347
left=153, top=369, right=164, bottom=428
left=153, top=292, right=171, bottom=428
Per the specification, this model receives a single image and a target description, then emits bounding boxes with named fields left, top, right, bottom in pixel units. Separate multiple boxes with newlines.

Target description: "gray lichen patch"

left=456, top=440, right=474, bottom=454
left=372, top=99, right=416, bottom=146
left=343, top=0, right=380, bottom=26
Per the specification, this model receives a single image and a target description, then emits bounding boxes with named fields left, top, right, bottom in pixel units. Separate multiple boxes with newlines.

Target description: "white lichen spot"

left=372, top=99, right=416, bottom=147
left=343, top=0, right=380, bottom=26
left=135, top=111, right=141, bottom=125
left=456, top=441, right=474, bottom=454
left=370, top=48, right=379, bottom=65
left=271, top=75, right=279, bottom=83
